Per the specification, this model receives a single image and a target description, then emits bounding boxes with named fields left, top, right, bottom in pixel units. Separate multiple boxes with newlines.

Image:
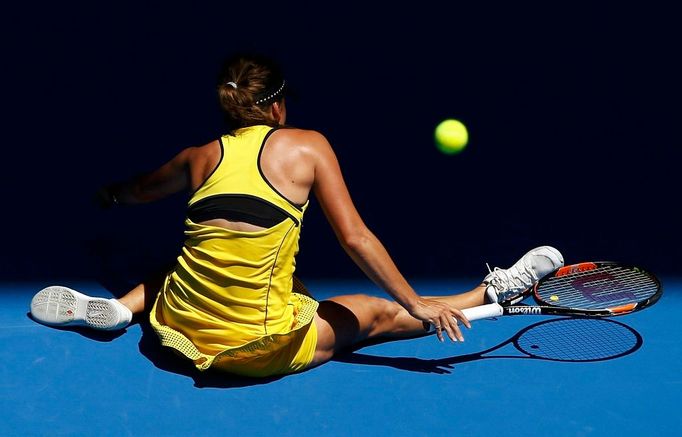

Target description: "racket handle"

left=427, top=303, right=504, bottom=332
left=460, top=303, right=504, bottom=322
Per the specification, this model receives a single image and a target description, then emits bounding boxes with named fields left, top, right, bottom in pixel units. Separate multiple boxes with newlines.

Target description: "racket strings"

left=536, top=266, right=659, bottom=310
left=516, top=318, right=640, bottom=361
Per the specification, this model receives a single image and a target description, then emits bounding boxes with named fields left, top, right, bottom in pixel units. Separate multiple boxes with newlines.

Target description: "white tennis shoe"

left=484, top=246, right=564, bottom=304
left=30, top=286, right=132, bottom=331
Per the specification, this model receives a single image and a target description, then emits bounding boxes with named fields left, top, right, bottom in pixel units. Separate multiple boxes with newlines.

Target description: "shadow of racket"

left=335, top=317, right=643, bottom=374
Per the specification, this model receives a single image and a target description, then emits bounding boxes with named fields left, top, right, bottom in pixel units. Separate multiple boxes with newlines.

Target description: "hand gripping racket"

left=462, top=261, right=662, bottom=322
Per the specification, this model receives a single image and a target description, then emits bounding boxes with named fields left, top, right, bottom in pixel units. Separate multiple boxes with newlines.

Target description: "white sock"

left=108, top=299, right=133, bottom=330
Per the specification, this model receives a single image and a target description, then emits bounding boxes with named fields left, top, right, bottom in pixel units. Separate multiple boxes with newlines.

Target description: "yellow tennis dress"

left=150, top=125, right=319, bottom=377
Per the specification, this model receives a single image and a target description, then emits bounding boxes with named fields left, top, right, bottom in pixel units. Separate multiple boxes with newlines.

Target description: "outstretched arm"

left=99, top=147, right=196, bottom=206
left=309, top=132, right=470, bottom=341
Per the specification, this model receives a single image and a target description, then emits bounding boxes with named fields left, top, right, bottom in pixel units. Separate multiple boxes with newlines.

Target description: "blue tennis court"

left=2, top=278, right=679, bottom=436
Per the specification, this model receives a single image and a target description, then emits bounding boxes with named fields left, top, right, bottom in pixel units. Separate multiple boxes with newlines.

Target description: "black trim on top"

left=189, top=137, right=225, bottom=197
left=257, top=127, right=305, bottom=211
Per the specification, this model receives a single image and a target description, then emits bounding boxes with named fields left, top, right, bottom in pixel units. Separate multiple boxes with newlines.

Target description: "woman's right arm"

left=307, top=131, right=470, bottom=341
left=99, top=145, right=202, bottom=207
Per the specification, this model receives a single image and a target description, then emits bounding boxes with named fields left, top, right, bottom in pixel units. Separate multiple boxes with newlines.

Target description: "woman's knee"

left=329, top=294, right=398, bottom=327
left=311, top=295, right=386, bottom=346
left=367, top=297, right=403, bottom=335
left=309, top=294, right=404, bottom=365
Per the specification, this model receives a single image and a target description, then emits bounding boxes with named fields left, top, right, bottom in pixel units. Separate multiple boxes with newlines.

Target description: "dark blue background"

left=3, top=2, right=679, bottom=286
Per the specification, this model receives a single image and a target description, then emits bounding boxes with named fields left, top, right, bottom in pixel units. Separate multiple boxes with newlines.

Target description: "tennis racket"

left=462, top=261, right=662, bottom=322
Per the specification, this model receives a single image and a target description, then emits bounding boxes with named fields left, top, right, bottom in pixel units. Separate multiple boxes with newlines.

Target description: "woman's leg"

left=118, top=275, right=164, bottom=315
left=309, top=284, right=487, bottom=367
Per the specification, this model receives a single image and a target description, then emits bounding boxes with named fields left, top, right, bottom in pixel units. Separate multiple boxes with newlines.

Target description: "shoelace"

left=485, top=261, right=539, bottom=294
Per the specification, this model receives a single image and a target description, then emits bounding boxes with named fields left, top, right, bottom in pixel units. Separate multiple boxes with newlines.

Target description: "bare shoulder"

left=272, top=128, right=333, bottom=158
left=279, top=127, right=328, bottom=141
left=191, top=139, right=221, bottom=157
left=183, top=139, right=220, bottom=165
left=184, top=140, right=221, bottom=186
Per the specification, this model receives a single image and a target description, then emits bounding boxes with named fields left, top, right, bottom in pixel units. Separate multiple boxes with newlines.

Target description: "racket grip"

left=460, top=303, right=504, bottom=322
left=426, top=303, right=504, bottom=332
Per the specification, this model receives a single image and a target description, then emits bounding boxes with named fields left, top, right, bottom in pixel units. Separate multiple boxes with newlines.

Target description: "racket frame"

left=461, top=261, right=662, bottom=322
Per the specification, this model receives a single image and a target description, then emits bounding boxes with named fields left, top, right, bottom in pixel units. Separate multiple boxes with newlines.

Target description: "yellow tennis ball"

left=435, top=119, right=468, bottom=154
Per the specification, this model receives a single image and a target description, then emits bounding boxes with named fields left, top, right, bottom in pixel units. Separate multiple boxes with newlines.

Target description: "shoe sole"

left=30, top=286, right=121, bottom=330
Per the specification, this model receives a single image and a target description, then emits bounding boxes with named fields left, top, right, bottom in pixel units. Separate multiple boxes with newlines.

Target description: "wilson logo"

left=507, top=307, right=542, bottom=315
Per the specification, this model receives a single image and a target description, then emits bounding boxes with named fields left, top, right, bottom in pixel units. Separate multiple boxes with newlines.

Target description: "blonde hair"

left=217, top=55, right=287, bottom=128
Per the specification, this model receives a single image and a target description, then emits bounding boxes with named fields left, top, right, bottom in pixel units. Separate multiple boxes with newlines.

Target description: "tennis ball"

left=435, top=119, right=468, bottom=154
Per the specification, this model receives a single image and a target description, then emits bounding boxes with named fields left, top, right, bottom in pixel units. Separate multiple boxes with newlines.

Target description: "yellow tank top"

left=149, top=125, right=318, bottom=370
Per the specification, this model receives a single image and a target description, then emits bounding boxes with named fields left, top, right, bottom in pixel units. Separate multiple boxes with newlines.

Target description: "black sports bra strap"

left=187, top=194, right=299, bottom=228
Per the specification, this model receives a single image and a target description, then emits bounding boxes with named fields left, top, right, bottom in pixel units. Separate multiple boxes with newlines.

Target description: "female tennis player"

left=30, top=54, right=564, bottom=377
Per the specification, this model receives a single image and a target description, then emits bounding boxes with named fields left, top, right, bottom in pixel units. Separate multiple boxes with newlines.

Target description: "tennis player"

left=30, top=54, right=564, bottom=377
